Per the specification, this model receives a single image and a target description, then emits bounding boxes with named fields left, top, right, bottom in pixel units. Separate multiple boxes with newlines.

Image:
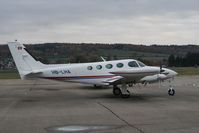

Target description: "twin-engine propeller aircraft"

left=8, top=42, right=177, bottom=98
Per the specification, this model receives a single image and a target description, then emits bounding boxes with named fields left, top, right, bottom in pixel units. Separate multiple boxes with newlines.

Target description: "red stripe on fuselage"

left=110, top=71, right=158, bottom=74
left=42, top=75, right=116, bottom=80
left=161, top=72, right=169, bottom=75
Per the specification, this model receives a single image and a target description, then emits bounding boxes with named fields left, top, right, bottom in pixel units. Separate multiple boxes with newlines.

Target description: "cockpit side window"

left=128, top=61, right=139, bottom=67
left=137, top=61, right=146, bottom=67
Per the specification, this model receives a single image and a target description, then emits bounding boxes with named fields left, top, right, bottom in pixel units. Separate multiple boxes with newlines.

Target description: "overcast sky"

left=0, top=0, right=199, bottom=45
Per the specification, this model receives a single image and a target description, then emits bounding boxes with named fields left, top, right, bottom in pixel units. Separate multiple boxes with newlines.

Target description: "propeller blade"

left=160, top=64, right=165, bottom=73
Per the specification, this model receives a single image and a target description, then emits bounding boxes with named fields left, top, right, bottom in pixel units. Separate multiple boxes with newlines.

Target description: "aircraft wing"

left=103, top=76, right=124, bottom=84
left=109, top=69, right=160, bottom=80
left=106, top=69, right=160, bottom=85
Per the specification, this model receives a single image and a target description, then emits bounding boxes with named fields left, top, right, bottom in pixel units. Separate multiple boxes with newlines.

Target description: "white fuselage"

left=35, top=59, right=161, bottom=85
left=8, top=42, right=177, bottom=86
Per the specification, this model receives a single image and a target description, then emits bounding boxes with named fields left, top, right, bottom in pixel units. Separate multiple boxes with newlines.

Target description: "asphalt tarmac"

left=0, top=75, right=199, bottom=133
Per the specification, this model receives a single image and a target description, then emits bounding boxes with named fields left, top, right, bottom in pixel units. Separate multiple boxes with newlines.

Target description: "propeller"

left=172, top=76, right=175, bottom=81
left=158, top=64, right=165, bottom=88
left=160, top=64, right=165, bottom=73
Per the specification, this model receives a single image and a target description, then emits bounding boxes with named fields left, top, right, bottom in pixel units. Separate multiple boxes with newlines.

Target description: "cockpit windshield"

left=137, top=61, right=146, bottom=67
left=128, top=61, right=139, bottom=67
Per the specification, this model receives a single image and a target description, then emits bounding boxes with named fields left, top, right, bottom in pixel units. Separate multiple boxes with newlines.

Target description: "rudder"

left=8, top=42, right=44, bottom=79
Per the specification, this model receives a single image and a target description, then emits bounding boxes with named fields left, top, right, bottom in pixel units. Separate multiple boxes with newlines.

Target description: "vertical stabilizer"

left=8, top=42, right=44, bottom=79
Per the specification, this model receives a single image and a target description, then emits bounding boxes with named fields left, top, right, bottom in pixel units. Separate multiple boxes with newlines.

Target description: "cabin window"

left=106, top=64, right=113, bottom=69
left=117, top=63, right=124, bottom=68
left=128, top=61, right=139, bottom=67
left=87, top=66, right=93, bottom=70
left=96, top=65, right=102, bottom=70
left=137, top=61, right=146, bottom=67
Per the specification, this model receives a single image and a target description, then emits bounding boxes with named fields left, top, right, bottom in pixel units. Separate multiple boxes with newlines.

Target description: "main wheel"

left=113, top=87, right=121, bottom=96
left=168, top=88, right=175, bottom=96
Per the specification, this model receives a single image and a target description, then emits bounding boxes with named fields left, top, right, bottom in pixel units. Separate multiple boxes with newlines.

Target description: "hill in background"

left=0, top=43, right=199, bottom=68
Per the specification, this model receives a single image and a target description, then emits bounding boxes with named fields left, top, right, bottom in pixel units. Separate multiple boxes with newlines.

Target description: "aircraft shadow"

left=77, top=85, right=112, bottom=90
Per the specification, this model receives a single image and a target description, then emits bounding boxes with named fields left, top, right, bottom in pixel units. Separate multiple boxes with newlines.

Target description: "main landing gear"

left=113, top=84, right=130, bottom=98
left=168, top=85, right=175, bottom=96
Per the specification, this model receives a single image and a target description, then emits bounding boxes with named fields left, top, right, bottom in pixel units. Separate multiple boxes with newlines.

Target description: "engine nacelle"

left=140, top=74, right=167, bottom=83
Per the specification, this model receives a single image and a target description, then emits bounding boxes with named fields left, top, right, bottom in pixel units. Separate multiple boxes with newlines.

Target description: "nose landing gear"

left=168, top=85, right=175, bottom=96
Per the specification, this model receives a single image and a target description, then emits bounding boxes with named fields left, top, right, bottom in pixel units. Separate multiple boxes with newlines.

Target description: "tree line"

left=168, top=52, right=199, bottom=67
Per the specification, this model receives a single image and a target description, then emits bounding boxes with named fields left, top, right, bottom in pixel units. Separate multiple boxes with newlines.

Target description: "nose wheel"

left=168, top=86, right=175, bottom=96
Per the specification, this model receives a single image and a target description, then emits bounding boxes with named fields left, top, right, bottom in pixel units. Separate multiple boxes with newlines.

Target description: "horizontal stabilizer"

left=26, top=71, right=43, bottom=76
left=23, top=71, right=43, bottom=79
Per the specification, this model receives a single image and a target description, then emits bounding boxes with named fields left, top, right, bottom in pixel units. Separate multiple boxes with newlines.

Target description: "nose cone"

left=161, top=68, right=178, bottom=77
left=169, top=69, right=178, bottom=76
left=172, top=70, right=178, bottom=76
left=149, top=66, right=163, bottom=74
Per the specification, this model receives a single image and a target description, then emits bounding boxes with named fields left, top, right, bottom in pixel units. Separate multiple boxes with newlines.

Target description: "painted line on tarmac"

left=97, top=102, right=145, bottom=133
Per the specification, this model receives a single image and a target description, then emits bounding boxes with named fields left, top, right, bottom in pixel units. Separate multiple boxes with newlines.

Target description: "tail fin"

left=8, top=42, right=44, bottom=79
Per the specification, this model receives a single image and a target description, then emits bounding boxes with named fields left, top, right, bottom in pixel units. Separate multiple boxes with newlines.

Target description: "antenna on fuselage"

left=100, top=56, right=106, bottom=62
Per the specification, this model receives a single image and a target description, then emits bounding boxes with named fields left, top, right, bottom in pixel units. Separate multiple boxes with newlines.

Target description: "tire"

left=168, top=89, right=175, bottom=96
left=113, top=87, right=121, bottom=96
